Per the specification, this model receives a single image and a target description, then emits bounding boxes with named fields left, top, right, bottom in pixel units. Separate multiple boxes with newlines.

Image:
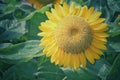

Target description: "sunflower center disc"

left=55, top=15, right=93, bottom=54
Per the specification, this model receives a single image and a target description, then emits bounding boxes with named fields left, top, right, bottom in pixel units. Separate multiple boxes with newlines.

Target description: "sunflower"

left=28, top=0, right=62, bottom=9
left=38, top=2, right=108, bottom=69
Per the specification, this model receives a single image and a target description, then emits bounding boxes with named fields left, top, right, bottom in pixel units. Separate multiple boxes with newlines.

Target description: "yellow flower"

left=28, top=0, right=62, bottom=9
left=38, top=2, right=108, bottom=70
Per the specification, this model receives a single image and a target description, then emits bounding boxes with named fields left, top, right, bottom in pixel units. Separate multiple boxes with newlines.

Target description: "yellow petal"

left=87, top=12, right=101, bottom=23
left=54, top=4, right=65, bottom=17
left=46, top=11, right=59, bottom=23
left=79, top=53, right=86, bottom=68
left=63, top=53, right=70, bottom=68
left=69, top=2, right=76, bottom=15
left=63, top=2, right=69, bottom=15
left=73, top=54, right=80, bottom=70
left=57, top=50, right=65, bottom=66
left=94, top=33, right=109, bottom=37
left=90, top=45, right=104, bottom=55
left=90, top=18, right=105, bottom=26
left=92, top=23, right=108, bottom=32
left=93, top=38, right=106, bottom=45
left=85, top=7, right=94, bottom=18
left=92, top=42, right=107, bottom=50
left=47, top=45, right=58, bottom=57
left=88, top=48, right=100, bottom=59
left=75, top=6, right=81, bottom=15
left=85, top=49, right=95, bottom=64
left=51, top=47, right=59, bottom=62
left=79, top=6, right=88, bottom=17
left=94, top=36, right=107, bottom=43
left=51, top=8, right=61, bottom=21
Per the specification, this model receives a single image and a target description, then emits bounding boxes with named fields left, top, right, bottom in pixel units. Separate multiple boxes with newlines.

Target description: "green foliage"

left=0, top=0, right=120, bottom=80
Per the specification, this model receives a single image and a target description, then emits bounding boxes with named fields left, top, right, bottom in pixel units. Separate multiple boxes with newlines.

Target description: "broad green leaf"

left=105, top=52, right=118, bottom=65
left=0, top=20, right=26, bottom=41
left=36, top=60, right=66, bottom=80
left=2, top=60, right=38, bottom=80
left=0, top=40, right=43, bottom=62
left=63, top=68, right=100, bottom=80
left=87, top=58, right=111, bottom=80
left=106, top=54, right=120, bottom=80
left=26, top=13, right=47, bottom=40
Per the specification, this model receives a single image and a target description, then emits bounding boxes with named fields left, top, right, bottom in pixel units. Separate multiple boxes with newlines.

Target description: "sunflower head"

left=28, top=0, right=62, bottom=9
left=38, top=2, right=108, bottom=70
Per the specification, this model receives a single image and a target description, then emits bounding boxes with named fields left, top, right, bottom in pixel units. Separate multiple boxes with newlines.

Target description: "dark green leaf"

left=107, top=41, right=120, bottom=52
left=63, top=68, right=100, bottom=80
left=107, top=0, right=120, bottom=12
left=4, top=0, right=21, bottom=4
left=87, top=58, right=111, bottom=79
left=36, top=60, right=66, bottom=80
left=26, top=13, right=47, bottom=40
left=2, top=60, right=38, bottom=80
left=106, top=54, right=120, bottom=80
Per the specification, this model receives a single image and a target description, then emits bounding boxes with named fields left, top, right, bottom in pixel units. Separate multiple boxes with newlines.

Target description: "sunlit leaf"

left=0, top=40, right=43, bottom=62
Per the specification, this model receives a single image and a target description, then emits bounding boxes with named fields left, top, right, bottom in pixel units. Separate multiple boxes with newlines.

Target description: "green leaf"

left=36, top=60, right=66, bottom=80
left=108, top=17, right=120, bottom=37
left=0, top=40, right=43, bottom=62
left=63, top=68, right=100, bottom=80
left=105, top=52, right=118, bottom=65
left=26, top=13, right=47, bottom=40
left=108, top=41, right=120, bottom=52
left=21, top=5, right=50, bottom=21
left=4, top=0, right=21, bottom=4
left=107, top=0, right=120, bottom=12
left=87, top=58, right=111, bottom=79
left=0, top=20, right=26, bottom=41
left=106, top=54, right=120, bottom=80
left=2, top=60, right=38, bottom=80
left=0, top=43, right=13, bottom=49
left=73, top=0, right=85, bottom=6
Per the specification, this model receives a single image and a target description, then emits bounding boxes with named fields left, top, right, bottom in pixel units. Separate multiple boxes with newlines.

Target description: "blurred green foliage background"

left=0, top=0, right=120, bottom=80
